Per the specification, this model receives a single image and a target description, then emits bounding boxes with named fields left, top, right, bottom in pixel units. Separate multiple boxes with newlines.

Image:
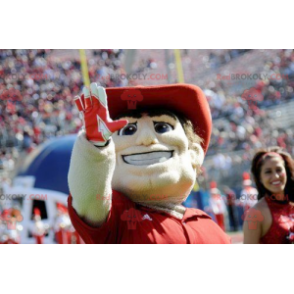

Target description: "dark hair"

left=251, top=146, right=294, bottom=201
left=116, top=107, right=203, bottom=171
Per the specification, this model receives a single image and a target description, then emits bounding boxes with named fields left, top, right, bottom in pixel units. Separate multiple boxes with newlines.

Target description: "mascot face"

left=112, top=113, right=202, bottom=204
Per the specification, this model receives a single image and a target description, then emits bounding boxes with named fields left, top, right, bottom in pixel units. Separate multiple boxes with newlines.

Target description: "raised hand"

left=74, top=83, right=128, bottom=146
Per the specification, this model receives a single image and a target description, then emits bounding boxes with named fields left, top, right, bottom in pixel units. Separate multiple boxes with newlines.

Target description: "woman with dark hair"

left=243, top=146, right=294, bottom=244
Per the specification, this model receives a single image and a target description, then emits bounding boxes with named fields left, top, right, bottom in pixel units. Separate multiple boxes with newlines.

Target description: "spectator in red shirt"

left=243, top=147, right=294, bottom=243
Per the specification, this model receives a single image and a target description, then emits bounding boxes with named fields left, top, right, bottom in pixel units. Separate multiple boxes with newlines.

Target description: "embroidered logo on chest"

left=142, top=214, right=153, bottom=221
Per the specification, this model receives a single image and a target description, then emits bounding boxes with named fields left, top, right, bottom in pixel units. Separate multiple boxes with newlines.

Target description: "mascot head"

left=106, top=84, right=212, bottom=211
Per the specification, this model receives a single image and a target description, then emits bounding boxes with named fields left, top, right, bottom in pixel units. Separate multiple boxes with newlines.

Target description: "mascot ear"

left=189, top=143, right=204, bottom=170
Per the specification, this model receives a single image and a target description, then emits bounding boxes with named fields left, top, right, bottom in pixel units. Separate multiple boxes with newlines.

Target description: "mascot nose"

left=135, top=127, right=159, bottom=146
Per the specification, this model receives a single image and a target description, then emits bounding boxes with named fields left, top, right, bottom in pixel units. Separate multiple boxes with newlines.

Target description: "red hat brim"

left=106, top=84, right=212, bottom=154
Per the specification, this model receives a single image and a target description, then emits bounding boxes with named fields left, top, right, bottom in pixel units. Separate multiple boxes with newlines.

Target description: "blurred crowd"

left=206, top=49, right=294, bottom=120
left=203, top=50, right=294, bottom=181
left=1, top=49, right=294, bottom=190
left=206, top=49, right=252, bottom=69
left=0, top=49, right=130, bottom=180
left=196, top=49, right=294, bottom=187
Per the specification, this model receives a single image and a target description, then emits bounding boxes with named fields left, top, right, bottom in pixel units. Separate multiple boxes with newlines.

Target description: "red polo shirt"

left=68, top=191, right=231, bottom=244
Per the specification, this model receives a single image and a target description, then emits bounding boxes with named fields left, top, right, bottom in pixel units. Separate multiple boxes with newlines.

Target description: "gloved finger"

left=80, top=94, right=86, bottom=109
left=83, top=86, right=92, bottom=109
left=97, top=85, right=108, bottom=108
left=108, top=119, right=128, bottom=133
left=74, top=95, right=85, bottom=112
left=90, top=83, right=100, bottom=107
left=90, top=83, right=108, bottom=108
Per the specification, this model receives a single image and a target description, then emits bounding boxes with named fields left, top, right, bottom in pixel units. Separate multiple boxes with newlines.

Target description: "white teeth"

left=123, top=151, right=173, bottom=166
left=272, top=181, right=281, bottom=185
left=159, top=157, right=168, bottom=163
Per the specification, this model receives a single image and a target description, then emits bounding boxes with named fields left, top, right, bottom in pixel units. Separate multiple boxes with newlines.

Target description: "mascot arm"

left=68, top=130, right=116, bottom=227
left=69, top=83, right=127, bottom=227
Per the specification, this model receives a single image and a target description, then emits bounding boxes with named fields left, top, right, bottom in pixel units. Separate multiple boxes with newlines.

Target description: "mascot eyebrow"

left=115, top=108, right=179, bottom=121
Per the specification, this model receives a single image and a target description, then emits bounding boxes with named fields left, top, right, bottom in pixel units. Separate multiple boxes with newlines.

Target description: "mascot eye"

left=154, top=122, right=173, bottom=134
left=118, top=123, right=137, bottom=136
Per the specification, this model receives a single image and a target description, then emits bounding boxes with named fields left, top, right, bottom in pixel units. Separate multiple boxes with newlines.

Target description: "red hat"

left=106, top=84, right=212, bottom=154
left=243, top=172, right=252, bottom=186
left=210, top=181, right=220, bottom=194
left=1, top=209, right=11, bottom=221
left=210, top=181, right=217, bottom=189
left=56, top=203, right=67, bottom=213
left=34, top=208, right=41, bottom=216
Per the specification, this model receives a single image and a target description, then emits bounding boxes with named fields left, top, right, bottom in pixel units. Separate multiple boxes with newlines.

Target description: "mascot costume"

left=68, top=83, right=230, bottom=244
